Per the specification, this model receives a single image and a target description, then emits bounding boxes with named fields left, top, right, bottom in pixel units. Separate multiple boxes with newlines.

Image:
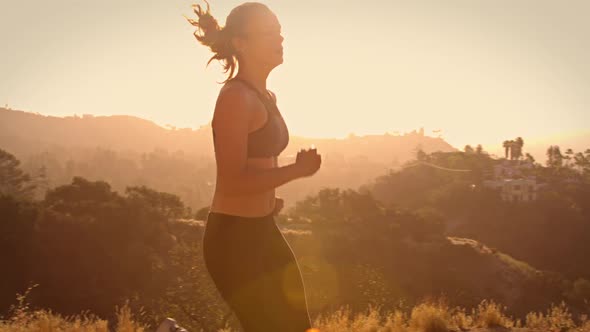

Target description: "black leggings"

left=203, top=211, right=313, bottom=332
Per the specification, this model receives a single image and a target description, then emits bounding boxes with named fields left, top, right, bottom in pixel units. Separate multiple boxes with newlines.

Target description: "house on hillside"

left=483, top=178, right=540, bottom=202
left=482, top=159, right=543, bottom=202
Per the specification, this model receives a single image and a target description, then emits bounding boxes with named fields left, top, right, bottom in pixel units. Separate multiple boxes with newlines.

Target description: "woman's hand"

left=273, top=196, right=284, bottom=215
left=294, top=145, right=322, bottom=177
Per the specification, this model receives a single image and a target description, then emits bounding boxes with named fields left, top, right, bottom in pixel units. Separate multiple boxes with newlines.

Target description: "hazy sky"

left=1, top=0, right=589, bottom=152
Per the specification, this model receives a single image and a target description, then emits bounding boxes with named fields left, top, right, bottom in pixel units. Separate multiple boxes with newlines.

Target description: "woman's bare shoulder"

left=212, top=81, right=255, bottom=128
left=217, top=80, right=257, bottom=107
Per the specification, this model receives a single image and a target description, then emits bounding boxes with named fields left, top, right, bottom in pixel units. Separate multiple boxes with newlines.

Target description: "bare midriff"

left=209, top=156, right=278, bottom=218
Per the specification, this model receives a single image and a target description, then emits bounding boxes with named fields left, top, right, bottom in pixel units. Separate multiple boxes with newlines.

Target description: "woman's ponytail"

left=185, top=1, right=271, bottom=83
left=185, top=0, right=237, bottom=82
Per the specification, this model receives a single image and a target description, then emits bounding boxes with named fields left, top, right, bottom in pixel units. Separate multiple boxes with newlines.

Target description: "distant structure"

left=482, top=156, right=544, bottom=203
left=492, top=159, right=534, bottom=179
left=483, top=175, right=539, bottom=202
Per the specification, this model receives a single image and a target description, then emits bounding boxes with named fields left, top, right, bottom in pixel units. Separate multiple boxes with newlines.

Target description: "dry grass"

left=312, top=303, right=409, bottom=332
left=408, top=301, right=452, bottom=332
left=0, top=287, right=147, bottom=332
left=0, top=305, right=146, bottom=332
left=525, top=301, right=577, bottom=331
left=472, top=299, right=514, bottom=329
left=2, top=294, right=589, bottom=332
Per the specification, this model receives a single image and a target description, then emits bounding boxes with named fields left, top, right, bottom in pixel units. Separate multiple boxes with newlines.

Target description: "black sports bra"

left=212, top=77, right=289, bottom=158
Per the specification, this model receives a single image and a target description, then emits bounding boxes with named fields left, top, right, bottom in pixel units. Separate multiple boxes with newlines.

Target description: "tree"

left=552, top=146, right=563, bottom=168
left=464, top=145, right=474, bottom=154
left=501, top=138, right=524, bottom=160
left=0, top=194, right=37, bottom=313
left=508, top=140, right=515, bottom=160
left=125, top=185, right=187, bottom=220
left=513, top=137, right=524, bottom=160
left=564, top=148, right=574, bottom=168
left=546, top=145, right=564, bottom=168
left=476, top=144, right=484, bottom=154
left=36, top=177, right=176, bottom=318
left=574, top=151, right=589, bottom=170
left=416, top=149, right=427, bottom=161
left=546, top=146, right=554, bottom=167
left=0, top=148, right=37, bottom=200
left=414, top=144, right=427, bottom=161
left=503, top=140, right=511, bottom=159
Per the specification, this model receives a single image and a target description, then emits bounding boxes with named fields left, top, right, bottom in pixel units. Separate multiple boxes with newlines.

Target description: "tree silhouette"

left=0, top=148, right=37, bottom=200
left=513, top=137, right=524, bottom=160
left=32, top=176, right=178, bottom=318
left=502, top=138, right=524, bottom=160
left=574, top=151, right=589, bottom=170
left=476, top=144, right=484, bottom=154
left=503, top=140, right=511, bottom=159
left=564, top=148, right=574, bottom=168
left=125, top=185, right=187, bottom=220
left=546, top=145, right=564, bottom=168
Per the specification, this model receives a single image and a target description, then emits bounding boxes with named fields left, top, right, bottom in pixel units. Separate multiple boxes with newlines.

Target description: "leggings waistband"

left=207, top=210, right=275, bottom=223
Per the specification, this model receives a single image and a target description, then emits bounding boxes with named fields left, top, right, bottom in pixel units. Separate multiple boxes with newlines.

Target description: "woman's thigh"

left=202, top=213, right=268, bottom=303
left=255, top=223, right=312, bottom=331
left=203, top=213, right=312, bottom=331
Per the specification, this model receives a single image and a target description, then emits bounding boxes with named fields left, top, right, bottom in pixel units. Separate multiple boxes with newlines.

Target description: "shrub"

left=472, top=299, right=513, bottom=328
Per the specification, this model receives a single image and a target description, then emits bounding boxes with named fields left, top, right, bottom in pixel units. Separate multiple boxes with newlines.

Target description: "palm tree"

left=508, top=140, right=516, bottom=160
left=514, top=137, right=524, bottom=160
left=503, top=140, right=510, bottom=159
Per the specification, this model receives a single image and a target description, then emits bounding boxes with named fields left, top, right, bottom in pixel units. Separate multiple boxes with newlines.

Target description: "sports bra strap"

left=230, top=77, right=274, bottom=103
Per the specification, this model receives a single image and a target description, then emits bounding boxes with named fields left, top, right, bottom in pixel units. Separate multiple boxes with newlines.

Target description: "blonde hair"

left=185, top=1, right=271, bottom=83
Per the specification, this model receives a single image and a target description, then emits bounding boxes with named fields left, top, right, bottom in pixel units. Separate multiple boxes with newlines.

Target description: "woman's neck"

left=234, top=65, right=271, bottom=92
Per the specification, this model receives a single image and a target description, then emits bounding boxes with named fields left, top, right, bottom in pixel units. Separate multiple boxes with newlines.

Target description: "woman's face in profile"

left=235, top=10, right=284, bottom=68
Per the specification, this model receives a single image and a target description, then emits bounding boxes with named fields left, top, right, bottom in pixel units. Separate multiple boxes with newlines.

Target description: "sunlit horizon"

left=2, top=0, right=589, bottom=156
left=2, top=3, right=590, bottom=330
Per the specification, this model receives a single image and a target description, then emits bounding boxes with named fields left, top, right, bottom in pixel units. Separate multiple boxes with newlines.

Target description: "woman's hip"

left=203, top=212, right=276, bottom=266
left=202, top=211, right=298, bottom=274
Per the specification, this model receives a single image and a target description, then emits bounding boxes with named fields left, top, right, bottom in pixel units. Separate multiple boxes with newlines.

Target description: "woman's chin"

left=268, top=57, right=283, bottom=68
left=262, top=55, right=283, bottom=69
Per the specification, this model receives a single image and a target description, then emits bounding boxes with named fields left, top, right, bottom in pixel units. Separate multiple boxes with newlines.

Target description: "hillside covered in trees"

left=0, top=107, right=455, bottom=211
left=1, top=139, right=589, bottom=331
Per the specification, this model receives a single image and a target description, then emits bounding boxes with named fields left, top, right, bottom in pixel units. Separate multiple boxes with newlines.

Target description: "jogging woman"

left=186, top=2, right=321, bottom=331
